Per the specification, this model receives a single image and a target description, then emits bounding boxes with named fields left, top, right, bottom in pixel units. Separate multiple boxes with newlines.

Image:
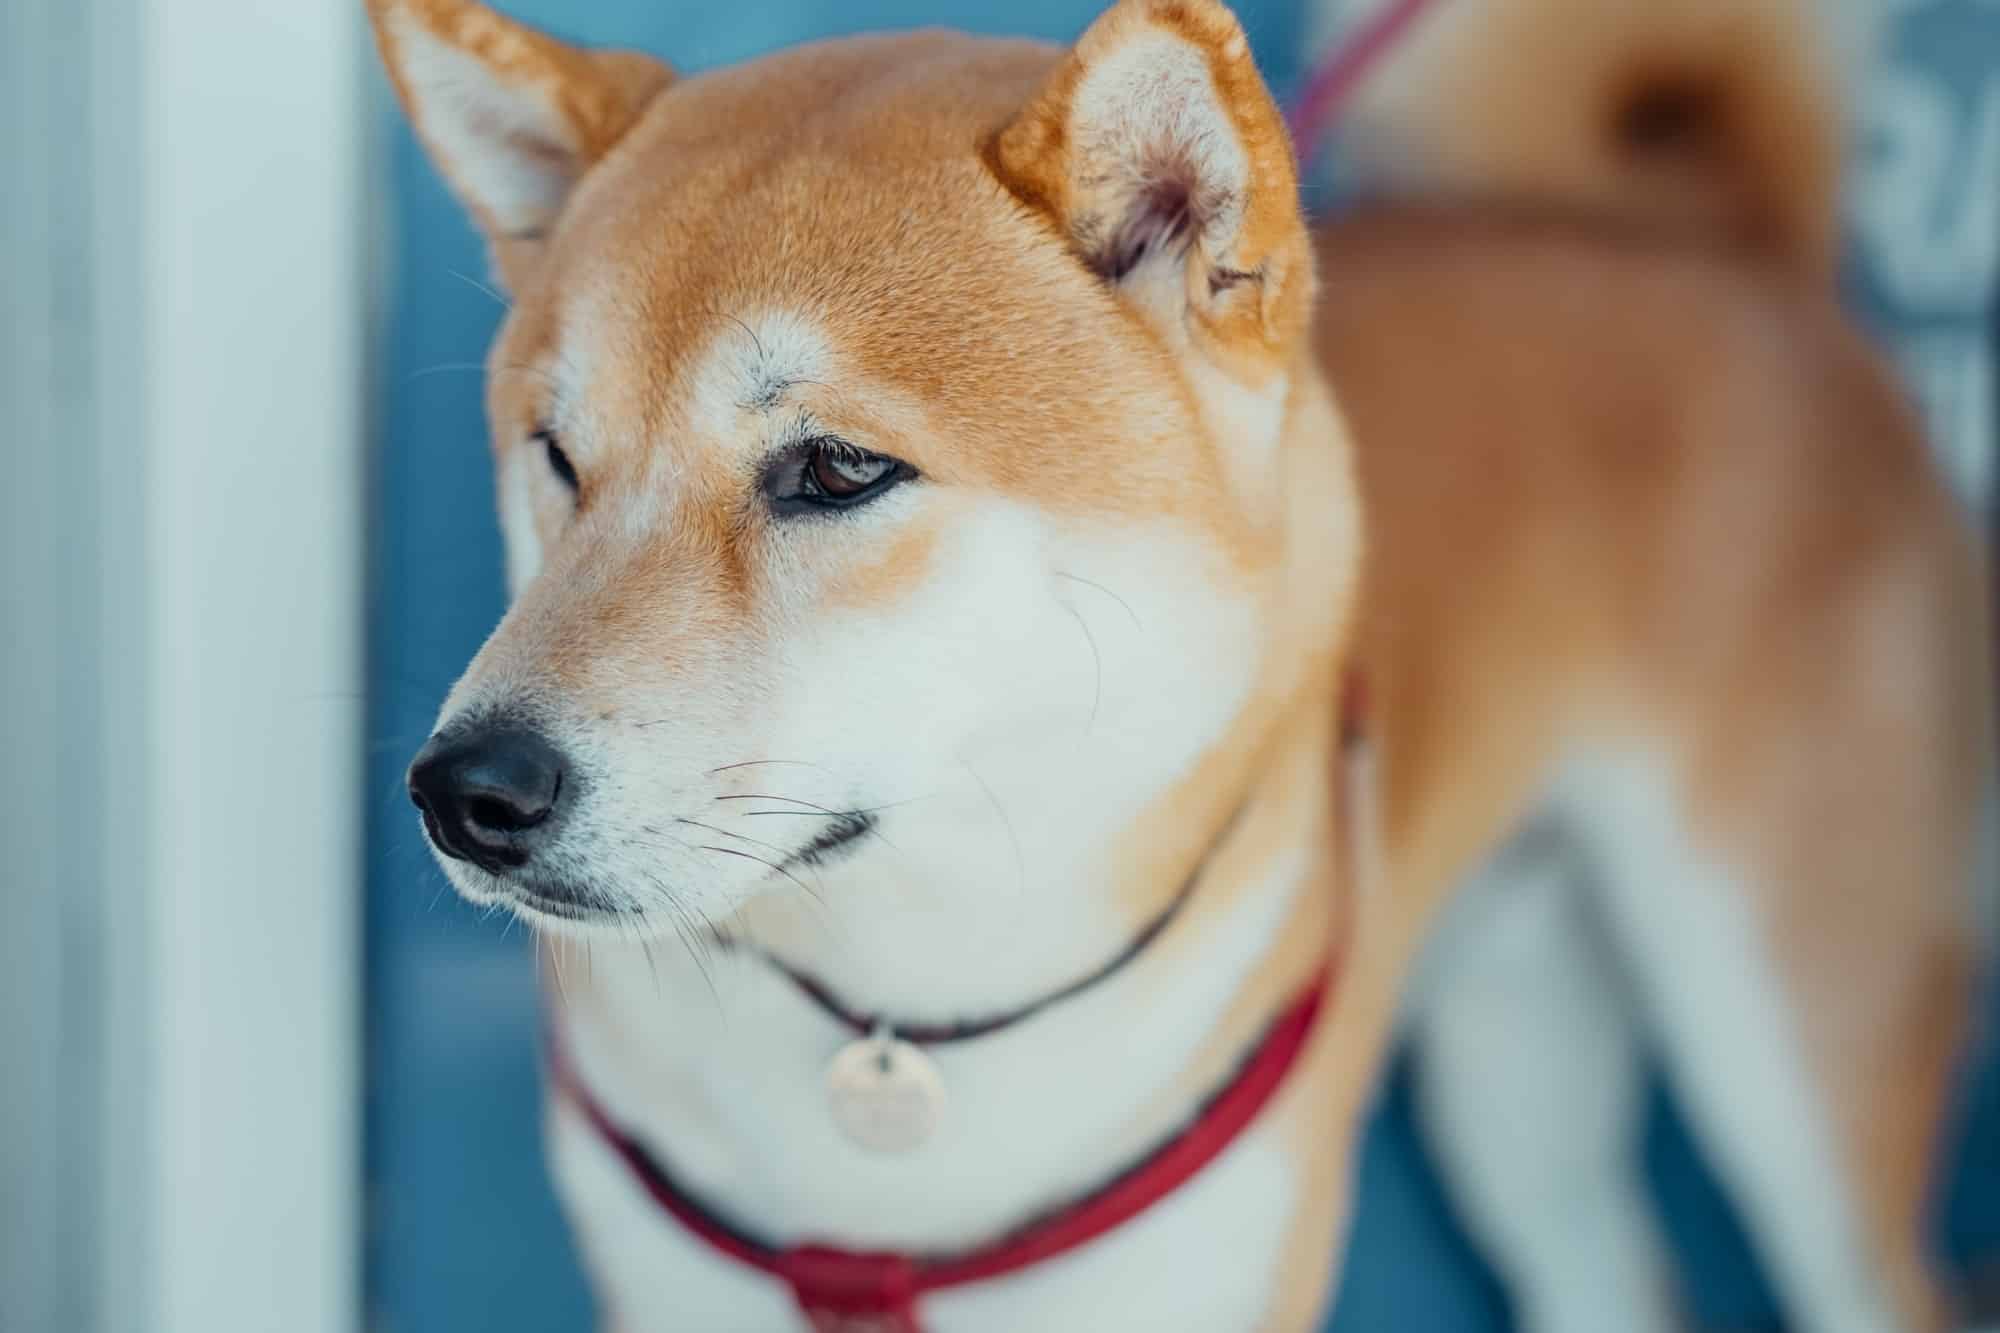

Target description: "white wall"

left=127, top=0, right=366, bottom=1327
left=4, top=1, right=366, bottom=1330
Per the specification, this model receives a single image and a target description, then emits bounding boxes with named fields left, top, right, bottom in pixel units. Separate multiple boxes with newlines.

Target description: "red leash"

left=1287, top=0, right=1441, bottom=170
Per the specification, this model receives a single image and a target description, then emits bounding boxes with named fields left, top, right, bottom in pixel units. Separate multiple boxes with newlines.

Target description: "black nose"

left=407, top=723, right=568, bottom=873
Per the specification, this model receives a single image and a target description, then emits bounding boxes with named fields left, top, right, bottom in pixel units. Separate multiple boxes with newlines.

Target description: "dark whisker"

left=716, top=791, right=922, bottom=819
left=662, top=894, right=719, bottom=1003
left=636, top=823, right=703, bottom=855
left=1054, top=571, right=1143, bottom=630
left=737, top=804, right=903, bottom=818
left=696, top=844, right=822, bottom=901
left=674, top=817, right=795, bottom=858
left=1059, top=599, right=1103, bottom=732
left=714, top=792, right=845, bottom=811
left=639, top=936, right=661, bottom=991
left=707, top=758, right=840, bottom=776
left=729, top=807, right=904, bottom=856
left=960, top=757, right=1025, bottom=898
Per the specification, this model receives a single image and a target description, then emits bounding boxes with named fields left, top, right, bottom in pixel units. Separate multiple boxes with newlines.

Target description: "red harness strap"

left=1286, top=0, right=1441, bottom=170
left=547, top=959, right=1334, bottom=1332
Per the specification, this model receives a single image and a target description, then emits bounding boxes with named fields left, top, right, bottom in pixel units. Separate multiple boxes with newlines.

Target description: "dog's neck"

left=545, top=368, right=1357, bottom=1254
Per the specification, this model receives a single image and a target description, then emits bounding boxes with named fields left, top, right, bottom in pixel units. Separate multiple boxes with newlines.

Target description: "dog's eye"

left=536, top=429, right=580, bottom=495
left=811, top=447, right=893, bottom=498
left=765, top=439, right=914, bottom=514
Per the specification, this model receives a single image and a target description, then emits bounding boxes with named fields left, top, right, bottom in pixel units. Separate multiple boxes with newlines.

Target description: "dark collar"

left=764, top=801, right=1244, bottom=1047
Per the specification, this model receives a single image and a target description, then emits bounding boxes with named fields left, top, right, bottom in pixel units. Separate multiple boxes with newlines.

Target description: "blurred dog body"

left=371, top=0, right=1991, bottom=1328
left=1306, top=1, right=1993, bottom=1328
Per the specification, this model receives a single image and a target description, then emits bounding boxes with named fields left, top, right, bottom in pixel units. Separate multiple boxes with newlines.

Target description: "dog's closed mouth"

left=509, top=879, right=636, bottom=924
left=515, top=891, right=595, bottom=922
left=778, top=811, right=876, bottom=872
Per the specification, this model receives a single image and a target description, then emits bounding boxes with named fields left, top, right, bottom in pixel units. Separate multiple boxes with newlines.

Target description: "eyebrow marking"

left=679, top=309, right=837, bottom=448
left=742, top=373, right=809, bottom=414
left=741, top=365, right=831, bottom=414
left=717, top=311, right=832, bottom=414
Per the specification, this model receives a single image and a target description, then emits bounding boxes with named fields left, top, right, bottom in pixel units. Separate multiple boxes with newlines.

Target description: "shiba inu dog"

left=371, top=0, right=1992, bottom=1327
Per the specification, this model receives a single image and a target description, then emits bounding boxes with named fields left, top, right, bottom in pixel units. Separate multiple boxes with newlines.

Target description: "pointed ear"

left=367, top=0, right=672, bottom=287
left=989, top=0, right=1311, bottom=375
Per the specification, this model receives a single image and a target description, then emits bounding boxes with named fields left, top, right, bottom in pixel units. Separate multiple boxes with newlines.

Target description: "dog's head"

left=378, top=0, right=1356, bottom=1001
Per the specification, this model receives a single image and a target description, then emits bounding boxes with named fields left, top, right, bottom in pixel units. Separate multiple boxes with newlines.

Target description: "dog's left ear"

left=989, top=0, right=1311, bottom=376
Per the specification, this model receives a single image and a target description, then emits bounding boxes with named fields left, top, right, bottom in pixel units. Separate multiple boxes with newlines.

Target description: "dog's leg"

left=1409, top=822, right=1682, bottom=1333
left=1565, top=749, right=1969, bottom=1333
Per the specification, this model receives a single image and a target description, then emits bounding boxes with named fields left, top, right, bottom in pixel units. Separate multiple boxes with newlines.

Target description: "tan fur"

left=1315, top=209, right=1990, bottom=1329
left=371, top=0, right=1990, bottom=1327
left=1325, top=0, right=1848, bottom=281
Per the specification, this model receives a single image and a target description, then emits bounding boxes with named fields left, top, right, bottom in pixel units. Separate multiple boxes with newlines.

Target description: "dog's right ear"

left=367, top=0, right=671, bottom=289
left=988, top=0, right=1310, bottom=381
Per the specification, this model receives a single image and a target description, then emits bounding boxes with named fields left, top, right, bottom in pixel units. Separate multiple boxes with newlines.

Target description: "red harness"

left=548, top=957, right=1334, bottom=1332
left=1287, top=0, right=1441, bottom=170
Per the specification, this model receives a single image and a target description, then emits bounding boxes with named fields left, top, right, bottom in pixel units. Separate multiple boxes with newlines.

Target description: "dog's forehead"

left=501, top=32, right=1203, bottom=493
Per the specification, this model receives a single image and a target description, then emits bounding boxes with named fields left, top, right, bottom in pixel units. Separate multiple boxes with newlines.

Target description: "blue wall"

left=365, top=4, right=1997, bottom=1330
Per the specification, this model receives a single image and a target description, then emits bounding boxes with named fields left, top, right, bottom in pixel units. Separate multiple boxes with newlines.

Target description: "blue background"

left=365, top=3, right=1998, bottom=1329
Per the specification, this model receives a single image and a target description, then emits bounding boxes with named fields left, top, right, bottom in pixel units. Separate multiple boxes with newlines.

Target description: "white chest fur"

left=543, top=835, right=1316, bottom=1331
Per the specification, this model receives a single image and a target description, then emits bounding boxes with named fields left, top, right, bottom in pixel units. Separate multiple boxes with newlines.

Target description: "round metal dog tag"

left=825, top=1027, right=945, bottom=1154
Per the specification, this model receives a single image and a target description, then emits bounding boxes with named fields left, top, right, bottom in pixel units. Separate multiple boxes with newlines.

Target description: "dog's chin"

left=498, top=886, right=658, bottom=940
left=434, top=857, right=647, bottom=938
